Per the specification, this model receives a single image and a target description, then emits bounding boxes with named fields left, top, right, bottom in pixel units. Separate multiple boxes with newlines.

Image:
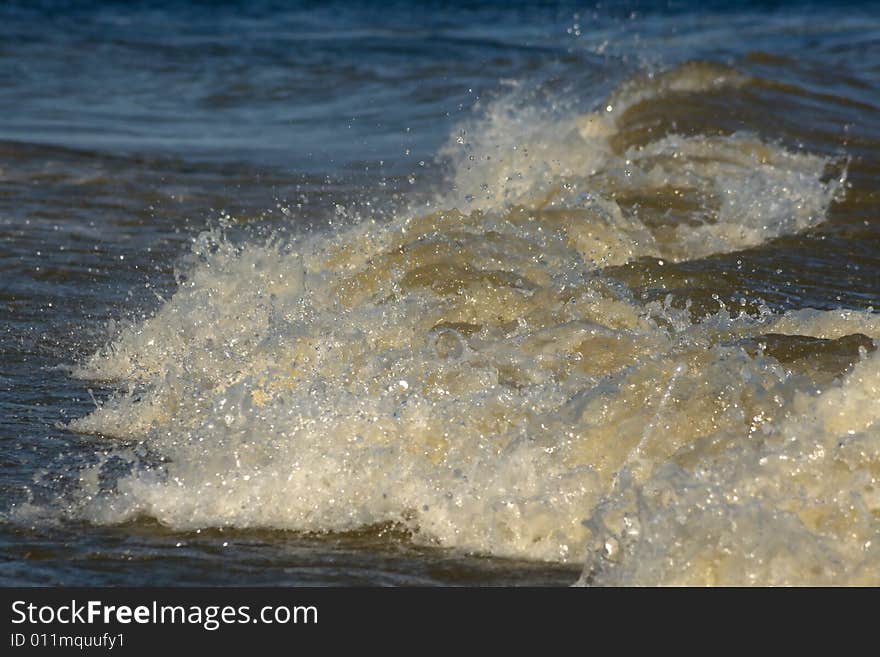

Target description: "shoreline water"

left=2, top=1, right=879, bottom=586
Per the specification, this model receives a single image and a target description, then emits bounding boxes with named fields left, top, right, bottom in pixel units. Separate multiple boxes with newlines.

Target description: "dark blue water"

left=2, top=0, right=879, bottom=585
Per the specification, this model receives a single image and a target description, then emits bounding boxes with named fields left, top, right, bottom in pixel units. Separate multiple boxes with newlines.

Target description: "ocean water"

left=2, top=0, right=879, bottom=586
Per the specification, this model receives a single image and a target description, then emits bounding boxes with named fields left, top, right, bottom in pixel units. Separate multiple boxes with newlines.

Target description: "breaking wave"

left=59, top=62, right=879, bottom=585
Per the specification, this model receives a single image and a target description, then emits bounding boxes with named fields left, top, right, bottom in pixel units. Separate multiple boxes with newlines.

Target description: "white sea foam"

left=62, top=63, right=878, bottom=583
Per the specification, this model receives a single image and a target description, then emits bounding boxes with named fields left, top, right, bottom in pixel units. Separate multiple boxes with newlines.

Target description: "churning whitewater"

left=62, top=63, right=879, bottom=585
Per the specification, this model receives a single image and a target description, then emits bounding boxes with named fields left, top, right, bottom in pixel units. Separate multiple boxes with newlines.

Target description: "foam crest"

left=441, top=62, right=842, bottom=264
left=62, top=63, right=878, bottom=581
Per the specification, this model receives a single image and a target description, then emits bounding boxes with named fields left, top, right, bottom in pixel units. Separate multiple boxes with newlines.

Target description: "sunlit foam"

left=58, top=62, right=878, bottom=584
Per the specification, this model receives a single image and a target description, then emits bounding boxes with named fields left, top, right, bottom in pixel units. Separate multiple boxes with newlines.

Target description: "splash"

left=63, top=63, right=879, bottom=584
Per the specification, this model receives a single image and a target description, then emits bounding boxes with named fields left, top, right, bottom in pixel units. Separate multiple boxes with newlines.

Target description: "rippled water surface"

left=2, top=1, right=880, bottom=585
